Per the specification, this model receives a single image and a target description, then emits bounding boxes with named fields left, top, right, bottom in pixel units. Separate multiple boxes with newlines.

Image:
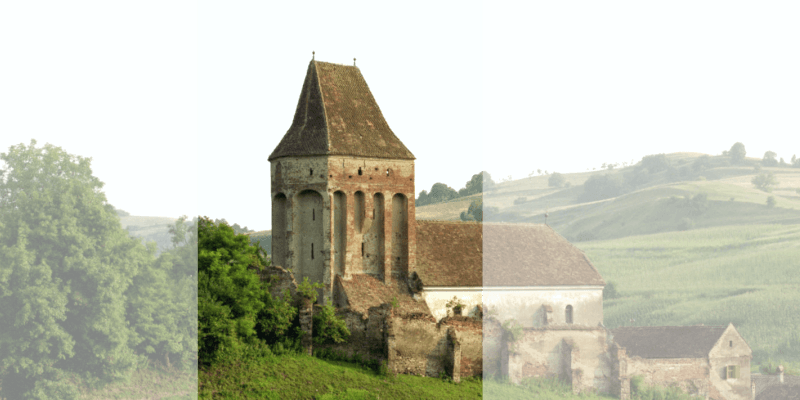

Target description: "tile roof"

left=611, top=325, right=727, bottom=359
left=756, top=384, right=800, bottom=400
left=414, top=221, right=605, bottom=287
left=753, top=374, right=800, bottom=399
left=337, top=274, right=431, bottom=318
left=269, top=60, right=415, bottom=161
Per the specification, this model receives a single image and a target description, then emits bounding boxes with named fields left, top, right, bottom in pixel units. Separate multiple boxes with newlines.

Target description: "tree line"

left=0, top=140, right=358, bottom=398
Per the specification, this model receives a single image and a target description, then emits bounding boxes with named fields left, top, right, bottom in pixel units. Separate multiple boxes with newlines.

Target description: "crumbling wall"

left=625, top=357, right=713, bottom=399
left=491, top=323, right=611, bottom=395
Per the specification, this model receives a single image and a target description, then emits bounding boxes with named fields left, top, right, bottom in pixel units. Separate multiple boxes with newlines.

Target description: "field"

left=579, top=224, right=800, bottom=363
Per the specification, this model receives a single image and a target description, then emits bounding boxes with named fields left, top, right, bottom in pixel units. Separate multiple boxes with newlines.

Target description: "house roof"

left=269, top=60, right=415, bottom=161
left=337, top=274, right=431, bottom=318
left=611, top=325, right=728, bottom=359
left=756, top=384, right=800, bottom=400
left=414, top=220, right=605, bottom=287
left=753, top=374, right=800, bottom=399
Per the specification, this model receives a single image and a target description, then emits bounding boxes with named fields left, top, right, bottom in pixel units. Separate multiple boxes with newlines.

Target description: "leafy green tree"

left=313, top=301, right=350, bottom=344
left=792, top=154, right=798, bottom=168
left=729, top=142, right=746, bottom=164
left=767, top=196, right=776, bottom=208
left=762, top=151, right=778, bottom=167
left=752, top=172, right=778, bottom=192
left=692, top=155, right=711, bottom=173
left=0, top=140, right=157, bottom=399
left=416, top=189, right=429, bottom=206
left=458, top=171, right=495, bottom=197
left=425, top=183, right=459, bottom=204
left=548, top=172, right=566, bottom=188
left=581, top=174, right=626, bottom=202
left=640, top=154, right=671, bottom=174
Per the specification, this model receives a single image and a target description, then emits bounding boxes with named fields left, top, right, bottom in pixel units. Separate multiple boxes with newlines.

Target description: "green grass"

left=198, top=350, right=621, bottom=400
left=578, top=224, right=800, bottom=363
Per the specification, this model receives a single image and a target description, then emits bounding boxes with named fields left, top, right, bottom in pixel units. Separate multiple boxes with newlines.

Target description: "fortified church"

left=264, top=58, right=755, bottom=400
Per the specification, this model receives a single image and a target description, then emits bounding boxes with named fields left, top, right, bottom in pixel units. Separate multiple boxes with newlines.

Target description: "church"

left=265, top=57, right=754, bottom=400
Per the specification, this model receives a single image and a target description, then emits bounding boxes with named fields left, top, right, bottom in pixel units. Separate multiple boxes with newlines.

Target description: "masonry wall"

left=625, top=357, right=713, bottom=398
left=708, top=327, right=753, bottom=400
left=510, top=327, right=611, bottom=394
left=425, top=288, right=603, bottom=328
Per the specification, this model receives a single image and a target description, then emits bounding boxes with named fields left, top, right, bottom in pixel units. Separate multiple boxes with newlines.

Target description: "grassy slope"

left=199, top=353, right=615, bottom=400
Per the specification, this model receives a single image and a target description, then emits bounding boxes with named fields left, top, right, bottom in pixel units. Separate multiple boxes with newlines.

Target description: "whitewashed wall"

left=424, top=286, right=603, bottom=327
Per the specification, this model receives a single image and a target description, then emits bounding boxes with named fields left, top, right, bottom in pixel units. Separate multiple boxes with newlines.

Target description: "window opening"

left=386, top=169, right=389, bottom=176
left=565, top=305, right=573, bottom=324
left=311, top=243, right=314, bottom=259
left=358, top=167, right=362, bottom=175
left=312, top=209, right=315, bottom=220
left=729, top=340, right=733, bottom=347
left=361, top=243, right=364, bottom=256
left=310, top=168, right=313, bottom=176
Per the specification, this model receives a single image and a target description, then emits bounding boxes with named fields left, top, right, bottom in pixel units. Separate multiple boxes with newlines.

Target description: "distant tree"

left=581, top=174, right=626, bottom=202
left=458, top=171, right=494, bottom=197
left=780, top=157, right=787, bottom=166
left=537, top=169, right=542, bottom=175
left=678, top=217, right=695, bottom=231
left=548, top=172, right=566, bottom=188
left=461, top=198, right=498, bottom=222
left=766, top=196, right=776, bottom=208
left=603, top=282, right=620, bottom=300
left=427, top=183, right=459, bottom=203
left=729, top=142, right=746, bottom=164
left=640, top=154, right=671, bottom=174
left=692, top=155, right=711, bottom=173
left=752, top=172, right=778, bottom=192
left=0, top=140, right=179, bottom=399
left=416, top=189, right=429, bottom=206
left=762, top=151, right=778, bottom=167
left=792, top=155, right=799, bottom=168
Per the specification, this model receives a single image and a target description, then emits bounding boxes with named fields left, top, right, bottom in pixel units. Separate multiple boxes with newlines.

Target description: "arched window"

left=565, top=305, right=573, bottom=324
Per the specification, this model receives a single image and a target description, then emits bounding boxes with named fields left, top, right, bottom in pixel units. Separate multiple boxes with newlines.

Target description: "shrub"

left=581, top=174, right=626, bottom=201
left=752, top=172, right=778, bottom=192
left=548, top=172, right=566, bottom=188
left=767, top=196, right=776, bottom=208
left=678, top=218, right=694, bottom=231
left=313, top=301, right=350, bottom=345
left=603, top=282, right=620, bottom=300
left=640, top=154, right=671, bottom=174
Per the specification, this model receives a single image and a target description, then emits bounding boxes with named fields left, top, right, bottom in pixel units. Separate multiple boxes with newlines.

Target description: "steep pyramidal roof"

left=269, top=60, right=415, bottom=161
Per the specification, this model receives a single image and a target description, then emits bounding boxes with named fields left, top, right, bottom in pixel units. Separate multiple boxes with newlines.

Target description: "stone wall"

left=511, top=326, right=611, bottom=395
left=483, top=287, right=603, bottom=328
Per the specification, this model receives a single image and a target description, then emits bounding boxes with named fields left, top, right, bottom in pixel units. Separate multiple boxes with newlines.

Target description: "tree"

left=0, top=140, right=165, bottom=399
left=458, top=171, right=494, bottom=197
left=729, top=142, right=746, bottom=164
left=548, top=172, right=566, bottom=188
left=581, top=174, right=626, bottom=202
left=640, top=154, right=671, bottom=174
left=692, top=155, right=711, bottom=173
left=416, top=189, right=429, bottom=206
left=792, top=155, right=799, bottom=168
left=766, top=196, right=776, bottom=208
left=752, top=172, right=778, bottom=192
left=762, top=151, right=778, bottom=167
left=425, top=183, right=459, bottom=204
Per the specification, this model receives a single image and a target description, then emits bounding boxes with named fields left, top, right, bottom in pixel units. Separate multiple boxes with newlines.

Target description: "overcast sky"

left=2, top=2, right=798, bottom=232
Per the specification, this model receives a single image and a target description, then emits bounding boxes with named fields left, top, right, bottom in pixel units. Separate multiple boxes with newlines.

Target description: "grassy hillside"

left=580, top=224, right=800, bottom=363
left=119, top=214, right=268, bottom=258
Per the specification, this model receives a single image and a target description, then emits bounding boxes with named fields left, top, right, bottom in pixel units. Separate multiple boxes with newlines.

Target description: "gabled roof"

left=269, top=60, right=415, bottom=161
left=753, top=374, right=800, bottom=399
left=756, top=384, right=800, bottom=400
left=414, top=221, right=605, bottom=287
left=337, top=274, right=430, bottom=318
left=611, top=325, right=728, bottom=359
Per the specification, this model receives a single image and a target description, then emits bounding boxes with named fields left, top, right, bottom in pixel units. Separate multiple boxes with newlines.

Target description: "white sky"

left=3, top=2, right=798, bottom=232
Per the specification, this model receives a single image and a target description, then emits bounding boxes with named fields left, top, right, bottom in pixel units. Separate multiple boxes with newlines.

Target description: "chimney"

left=778, top=365, right=784, bottom=384
left=751, top=380, right=755, bottom=399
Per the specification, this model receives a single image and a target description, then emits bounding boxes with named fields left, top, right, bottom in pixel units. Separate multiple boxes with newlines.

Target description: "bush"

left=752, top=172, right=778, bottom=192
left=767, top=196, right=776, bottom=208
left=640, top=154, right=671, bottom=174
left=548, top=172, right=566, bottom=188
left=603, top=282, right=620, bottom=300
left=581, top=174, right=626, bottom=201
left=313, top=301, right=350, bottom=345
left=678, top=218, right=694, bottom=231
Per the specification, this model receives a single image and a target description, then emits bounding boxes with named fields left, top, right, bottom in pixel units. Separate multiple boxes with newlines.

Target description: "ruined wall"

left=625, top=357, right=713, bottom=398
left=508, top=326, right=611, bottom=395
left=425, top=287, right=602, bottom=328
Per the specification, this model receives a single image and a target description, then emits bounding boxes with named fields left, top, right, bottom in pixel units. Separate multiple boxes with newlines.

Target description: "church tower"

left=268, top=59, right=416, bottom=304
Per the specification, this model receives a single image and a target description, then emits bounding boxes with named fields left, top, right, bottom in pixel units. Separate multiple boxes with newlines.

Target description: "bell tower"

left=268, top=59, right=416, bottom=304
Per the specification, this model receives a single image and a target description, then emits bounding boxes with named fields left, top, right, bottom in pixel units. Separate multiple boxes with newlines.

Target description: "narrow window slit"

left=311, top=243, right=314, bottom=259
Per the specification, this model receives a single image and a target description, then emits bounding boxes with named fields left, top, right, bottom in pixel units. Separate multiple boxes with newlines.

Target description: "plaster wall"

left=507, top=327, right=611, bottom=394
left=482, top=287, right=604, bottom=328
left=421, top=288, right=484, bottom=321
left=708, top=327, right=753, bottom=400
